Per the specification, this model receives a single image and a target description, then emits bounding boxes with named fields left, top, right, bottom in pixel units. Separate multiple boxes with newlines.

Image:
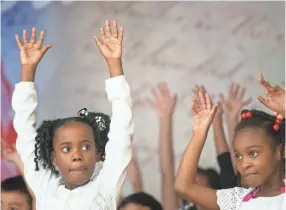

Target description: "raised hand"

left=15, top=27, right=51, bottom=68
left=220, top=83, right=251, bottom=119
left=192, top=91, right=217, bottom=131
left=257, top=72, right=285, bottom=117
left=149, top=83, right=177, bottom=118
left=193, top=85, right=222, bottom=119
left=1, top=140, right=20, bottom=164
left=95, top=20, right=123, bottom=60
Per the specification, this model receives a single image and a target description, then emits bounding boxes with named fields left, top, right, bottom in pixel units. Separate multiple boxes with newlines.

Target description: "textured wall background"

left=14, top=1, right=285, bottom=200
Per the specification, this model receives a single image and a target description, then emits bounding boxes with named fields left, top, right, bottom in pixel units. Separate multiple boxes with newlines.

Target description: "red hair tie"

left=241, top=111, right=253, bottom=119
left=273, top=116, right=283, bottom=131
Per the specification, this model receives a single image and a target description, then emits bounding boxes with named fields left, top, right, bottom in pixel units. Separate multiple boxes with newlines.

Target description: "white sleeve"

left=94, top=75, right=133, bottom=199
left=12, top=82, right=55, bottom=196
left=216, top=187, right=251, bottom=210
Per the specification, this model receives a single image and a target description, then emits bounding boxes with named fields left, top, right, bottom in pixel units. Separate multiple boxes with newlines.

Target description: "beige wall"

left=37, top=1, right=285, bottom=200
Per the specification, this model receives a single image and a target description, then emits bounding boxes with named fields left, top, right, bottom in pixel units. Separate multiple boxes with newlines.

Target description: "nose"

left=241, top=156, right=252, bottom=170
left=72, top=150, right=83, bottom=162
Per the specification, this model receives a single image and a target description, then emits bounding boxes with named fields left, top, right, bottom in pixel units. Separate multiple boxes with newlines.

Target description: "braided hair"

left=34, top=108, right=110, bottom=174
left=234, top=109, right=285, bottom=185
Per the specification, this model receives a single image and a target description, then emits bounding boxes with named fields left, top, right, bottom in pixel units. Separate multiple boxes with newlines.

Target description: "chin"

left=242, top=178, right=262, bottom=188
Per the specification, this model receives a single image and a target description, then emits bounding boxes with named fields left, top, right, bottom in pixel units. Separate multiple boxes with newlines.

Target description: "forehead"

left=234, top=128, right=272, bottom=151
left=1, top=191, right=29, bottom=205
left=54, top=121, right=94, bottom=141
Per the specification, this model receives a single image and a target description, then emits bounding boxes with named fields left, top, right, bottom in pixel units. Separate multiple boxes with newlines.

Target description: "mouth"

left=70, top=166, right=87, bottom=172
left=242, top=173, right=258, bottom=178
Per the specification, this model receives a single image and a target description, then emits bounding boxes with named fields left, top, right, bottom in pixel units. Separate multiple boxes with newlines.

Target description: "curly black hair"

left=34, top=108, right=110, bottom=174
left=234, top=109, right=285, bottom=184
left=118, top=192, right=163, bottom=210
left=197, top=167, right=221, bottom=190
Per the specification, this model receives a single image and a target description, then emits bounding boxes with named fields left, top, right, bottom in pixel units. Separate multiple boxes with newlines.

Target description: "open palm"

left=95, top=20, right=123, bottom=59
left=15, top=27, right=51, bottom=67
left=192, top=91, right=217, bottom=131
left=150, top=83, right=177, bottom=117
left=220, top=83, right=251, bottom=118
left=1, top=140, right=19, bottom=163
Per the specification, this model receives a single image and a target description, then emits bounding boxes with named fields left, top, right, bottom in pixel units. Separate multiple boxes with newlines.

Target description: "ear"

left=275, top=144, right=284, bottom=161
left=95, top=152, right=102, bottom=163
left=51, top=151, right=57, bottom=167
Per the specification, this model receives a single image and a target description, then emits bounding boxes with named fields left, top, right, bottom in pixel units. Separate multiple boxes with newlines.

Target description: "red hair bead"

left=246, top=112, right=252, bottom=118
left=273, top=124, right=280, bottom=131
left=241, top=113, right=247, bottom=119
left=275, top=119, right=282, bottom=124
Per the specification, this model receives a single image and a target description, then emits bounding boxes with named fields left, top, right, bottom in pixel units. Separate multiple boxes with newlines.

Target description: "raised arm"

left=150, top=83, right=178, bottom=210
left=126, top=149, right=143, bottom=193
left=175, top=91, right=219, bottom=210
left=1, top=141, right=36, bottom=210
left=94, top=20, right=133, bottom=199
left=12, top=27, right=53, bottom=195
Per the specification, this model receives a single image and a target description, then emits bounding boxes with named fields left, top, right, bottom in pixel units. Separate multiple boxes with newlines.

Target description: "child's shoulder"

left=216, top=187, right=254, bottom=210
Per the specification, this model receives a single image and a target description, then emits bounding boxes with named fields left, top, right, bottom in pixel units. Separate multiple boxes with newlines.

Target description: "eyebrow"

left=234, top=145, right=263, bottom=152
left=8, top=202, right=22, bottom=206
left=60, top=142, right=72, bottom=146
left=60, top=140, right=93, bottom=146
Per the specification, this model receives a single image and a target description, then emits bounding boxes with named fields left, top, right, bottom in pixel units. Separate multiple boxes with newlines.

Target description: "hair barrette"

left=241, top=111, right=253, bottom=119
left=95, top=116, right=106, bottom=131
left=273, top=115, right=283, bottom=131
left=78, top=108, right=89, bottom=117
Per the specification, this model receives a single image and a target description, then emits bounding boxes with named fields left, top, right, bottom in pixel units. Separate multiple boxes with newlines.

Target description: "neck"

left=259, top=168, right=284, bottom=196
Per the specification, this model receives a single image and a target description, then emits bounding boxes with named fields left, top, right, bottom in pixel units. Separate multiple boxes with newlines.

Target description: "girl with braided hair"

left=175, top=84, right=285, bottom=210
left=13, top=20, right=133, bottom=209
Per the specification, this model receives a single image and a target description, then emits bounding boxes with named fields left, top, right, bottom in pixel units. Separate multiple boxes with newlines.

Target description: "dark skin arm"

left=175, top=91, right=220, bottom=210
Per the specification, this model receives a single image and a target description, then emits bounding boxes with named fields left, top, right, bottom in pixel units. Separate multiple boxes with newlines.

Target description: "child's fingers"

left=192, top=86, right=199, bottom=98
left=30, top=27, right=37, bottom=44
left=158, top=83, right=169, bottom=97
left=233, top=83, right=239, bottom=98
left=119, top=26, right=124, bottom=41
left=257, top=96, right=270, bottom=108
left=23, top=29, right=28, bottom=43
left=237, top=87, right=246, bottom=101
left=228, top=83, right=234, bottom=98
left=112, top=20, right=118, bottom=38
left=205, top=93, right=212, bottom=110
left=94, top=36, right=103, bottom=48
left=210, top=104, right=218, bottom=118
left=192, top=97, right=201, bottom=114
left=201, top=85, right=207, bottom=94
left=105, top=20, right=111, bottom=37
left=152, top=87, right=163, bottom=100
left=100, top=27, right=106, bottom=40
left=258, top=72, right=273, bottom=90
left=15, top=35, right=24, bottom=50
left=35, top=30, right=45, bottom=48
left=40, top=45, right=52, bottom=55
left=198, top=91, right=206, bottom=110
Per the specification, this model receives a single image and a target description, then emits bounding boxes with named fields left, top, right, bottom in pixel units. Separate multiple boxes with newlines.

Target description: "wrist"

left=106, top=58, right=123, bottom=77
left=213, top=115, right=222, bottom=123
left=227, top=113, right=239, bottom=121
left=21, top=65, right=37, bottom=82
left=192, top=129, right=208, bottom=140
left=192, top=128, right=209, bottom=136
left=159, top=114, right=172, bottom=121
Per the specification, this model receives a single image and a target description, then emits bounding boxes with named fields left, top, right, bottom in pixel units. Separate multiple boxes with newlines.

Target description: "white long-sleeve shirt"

left=12, top=75, right=133, bottom=210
